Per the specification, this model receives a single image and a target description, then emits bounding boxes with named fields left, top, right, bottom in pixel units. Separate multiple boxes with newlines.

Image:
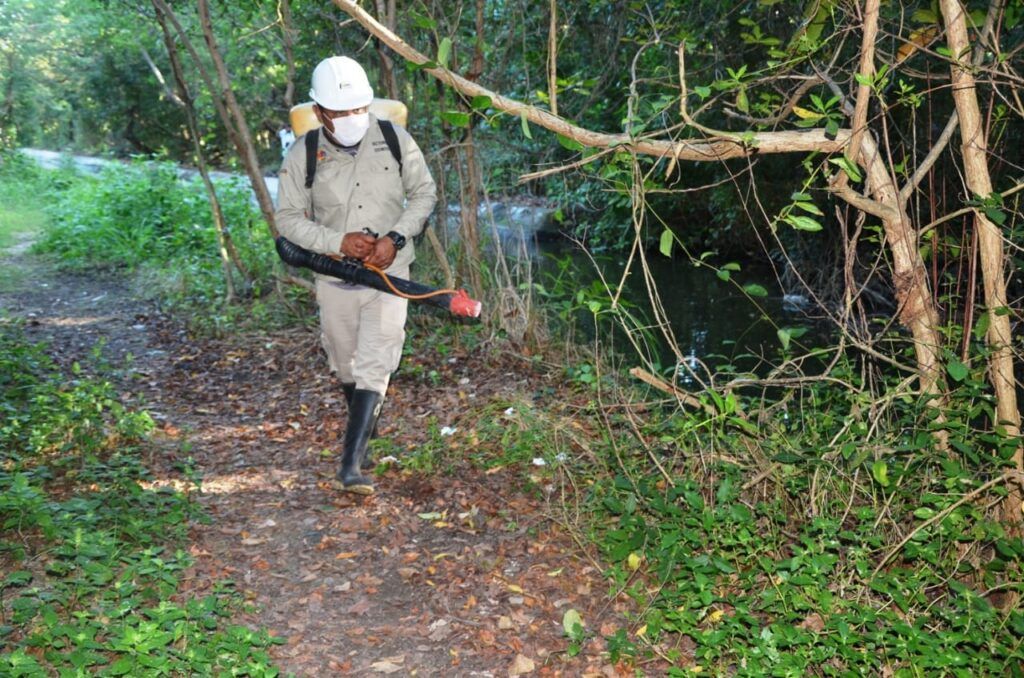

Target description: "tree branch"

left=330, top=0, right=852, bottom=162
left=899, top=111, right=959, bottom=203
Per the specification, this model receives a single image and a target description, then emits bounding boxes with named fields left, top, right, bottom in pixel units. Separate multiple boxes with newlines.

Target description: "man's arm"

left=274, top=136, right=345, bottom=255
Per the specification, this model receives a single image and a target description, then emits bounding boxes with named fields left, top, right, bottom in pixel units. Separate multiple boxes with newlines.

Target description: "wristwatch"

left=385, top=231, right=406, bottom=251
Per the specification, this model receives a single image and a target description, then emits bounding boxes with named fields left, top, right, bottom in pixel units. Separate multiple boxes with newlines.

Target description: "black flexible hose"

left=275, top=236, right=473, bottom=315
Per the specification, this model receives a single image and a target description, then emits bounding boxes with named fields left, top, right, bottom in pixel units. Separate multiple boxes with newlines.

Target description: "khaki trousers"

left=315, top=270, right=409, bottom=394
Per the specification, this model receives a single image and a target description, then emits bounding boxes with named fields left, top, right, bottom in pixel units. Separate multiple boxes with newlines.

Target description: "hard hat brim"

left=309, top=87, right=374, bottom=112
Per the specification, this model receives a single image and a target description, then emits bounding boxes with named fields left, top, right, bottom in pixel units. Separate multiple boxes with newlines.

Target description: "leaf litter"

left=0, top=253, right=652, bottom=675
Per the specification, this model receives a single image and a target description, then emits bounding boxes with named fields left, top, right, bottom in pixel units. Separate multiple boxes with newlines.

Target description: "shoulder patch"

left=316, top=148, right=328, bottom=163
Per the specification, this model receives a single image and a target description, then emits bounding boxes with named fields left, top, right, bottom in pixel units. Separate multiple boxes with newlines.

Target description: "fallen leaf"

left=347, top=597, right=371, bottom=616
left=509, top=653, right=535, bottom=676
left=370, top=658, right=405, bottom=674
left=797, top=612, right=825, bottom=632
left=498, top=616, right=514, bottom=630
left=335, top=551, right=360, bottom=559
left=562, top=609, right=584, bottom=635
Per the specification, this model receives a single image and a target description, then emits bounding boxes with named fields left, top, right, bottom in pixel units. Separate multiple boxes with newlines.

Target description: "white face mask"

left=327, top=112, right=370, bottom=146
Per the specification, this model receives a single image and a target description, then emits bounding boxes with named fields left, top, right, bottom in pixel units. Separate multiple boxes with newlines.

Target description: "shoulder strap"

left=304, top=128, right=319, bottom=189
left=377, top=119, right=403, bottom=176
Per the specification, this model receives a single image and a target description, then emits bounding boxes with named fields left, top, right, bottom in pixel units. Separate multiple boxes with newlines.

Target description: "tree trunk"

left=196, top=0, right=278, bottom=236
left=278, top=0, right=297, bottom=110
left=1, top=51, right=16, bottom=143
left=152, top=3, right=251, bottom=299
left=939, top=0, right=1022, bottom=523
left=373, top=0, right=399, bottom=100
left=547, top=0, right=558, bottom=117
left=457, top=131, right=483, bottom=293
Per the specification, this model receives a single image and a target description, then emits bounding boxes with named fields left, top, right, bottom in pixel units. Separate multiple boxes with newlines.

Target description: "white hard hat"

left=309, top=56, right=374, bottom=111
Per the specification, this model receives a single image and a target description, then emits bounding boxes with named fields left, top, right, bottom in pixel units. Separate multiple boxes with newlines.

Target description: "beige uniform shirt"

left=275, top=115, right=437, bottom=272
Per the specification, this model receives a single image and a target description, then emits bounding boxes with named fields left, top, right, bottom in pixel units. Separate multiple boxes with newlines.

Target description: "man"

left=275, top=56, right=437, bottom=494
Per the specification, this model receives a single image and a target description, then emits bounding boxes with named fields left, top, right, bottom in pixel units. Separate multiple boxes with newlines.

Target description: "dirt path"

left=0, top=247, right=626, bottom=677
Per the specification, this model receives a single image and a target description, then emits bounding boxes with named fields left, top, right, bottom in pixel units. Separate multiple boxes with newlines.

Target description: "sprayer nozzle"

left=449, top=289, right=482, bottom=318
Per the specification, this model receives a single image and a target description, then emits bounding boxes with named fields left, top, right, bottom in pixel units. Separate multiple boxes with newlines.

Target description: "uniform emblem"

left=317, top=148, right=327, bottom=163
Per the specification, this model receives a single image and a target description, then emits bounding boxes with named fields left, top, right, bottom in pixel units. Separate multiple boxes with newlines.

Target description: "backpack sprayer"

left=278, top=99, right=482, bottom=319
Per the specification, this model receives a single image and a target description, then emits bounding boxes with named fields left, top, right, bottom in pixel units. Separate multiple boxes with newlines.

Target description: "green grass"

left=0, top=168, right=45, bottom=251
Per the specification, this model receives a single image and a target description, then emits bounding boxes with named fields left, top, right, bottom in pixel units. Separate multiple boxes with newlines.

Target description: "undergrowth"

left=0, top=326, right=282, bottom=675
left=460, top=341, right=1024, bottom=676
left=0, top=150, right=302, bottom=336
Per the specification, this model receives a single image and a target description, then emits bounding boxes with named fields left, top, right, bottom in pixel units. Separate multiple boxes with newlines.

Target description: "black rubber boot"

left=335, top=389, right=382, bottom=494
left=342, top=382, right=379, bottom=469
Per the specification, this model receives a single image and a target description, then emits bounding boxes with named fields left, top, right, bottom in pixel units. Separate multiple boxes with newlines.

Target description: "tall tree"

left=938, top=0, right=1022, bottom=524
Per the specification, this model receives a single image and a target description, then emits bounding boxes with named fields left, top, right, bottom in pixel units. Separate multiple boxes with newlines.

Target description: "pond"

left=450, top=202, right=827, bottom=381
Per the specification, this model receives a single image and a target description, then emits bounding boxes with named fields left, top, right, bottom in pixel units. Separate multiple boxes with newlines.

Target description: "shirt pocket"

left=312, top=161, right=351, bottom=212
left=364, top=158, right=404, bottom=204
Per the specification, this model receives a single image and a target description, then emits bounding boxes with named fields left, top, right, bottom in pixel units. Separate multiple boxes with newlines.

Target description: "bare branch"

left=330, top=0, right=852, bottom=162
left=899, top=111, right=959, bottom=203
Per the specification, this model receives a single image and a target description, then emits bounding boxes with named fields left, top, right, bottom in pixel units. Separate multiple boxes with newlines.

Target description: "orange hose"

left=363, top=263, right=462, bottom=300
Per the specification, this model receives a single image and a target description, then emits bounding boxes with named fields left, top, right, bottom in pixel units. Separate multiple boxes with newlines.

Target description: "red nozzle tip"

left=449, top=289, right=482, bottom=318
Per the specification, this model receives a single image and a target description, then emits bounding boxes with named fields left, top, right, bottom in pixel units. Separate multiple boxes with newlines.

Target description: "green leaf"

left=984, top=206, right=1006, bottom=225
left=794, top=201, right=824, bottom=216
left=947, top=357, right=969, bottom=382
left=437, top=37, right=452, bottom=68
left=470, top=95, right=492, bottom=110
left=109, top=658, right=135, bottom=676
left=872, top=460, right=889, bottom=487
left=410, top=11, right=437, bottom=29
left=791, top=191, right=812, bottom=201
left=562, top=608, right=584, bottom=637
left=440, top=110, right=471, bottom=127
left=973, top=310, right=991, bottom=341
left=723, top=262, right=741, bottom=271
left=557, top=134, right=584, bottom=151
left=744, top=283, right=768, bottom=297
left=784, top=214, right=824, bottom=232
left=659, top=229, right=674, bottom=257
left=736, top=87, right=750, bottom=113
left=694, top=85, right=711, bottom=100
left=777, top=328, right=791, bottom=351
left=829, top=155, right=863, bottom=182
left=914, top=507, right=935, bottom=520
left=520, top=112, right=532, bottom=139
left=912, top=8, right=939, bottom=23
left=717, top=269, right=731, bottom=282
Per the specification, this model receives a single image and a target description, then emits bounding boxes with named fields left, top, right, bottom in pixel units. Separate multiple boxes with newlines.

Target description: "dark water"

left=459, top=204, right=826, bottom=378
left=533, top=240, right=820, bottom=376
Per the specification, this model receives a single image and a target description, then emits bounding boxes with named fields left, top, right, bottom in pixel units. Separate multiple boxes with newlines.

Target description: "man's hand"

left=340, top=232, right=377, bottom=260
left=364, top=236, right=396, bottom=269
